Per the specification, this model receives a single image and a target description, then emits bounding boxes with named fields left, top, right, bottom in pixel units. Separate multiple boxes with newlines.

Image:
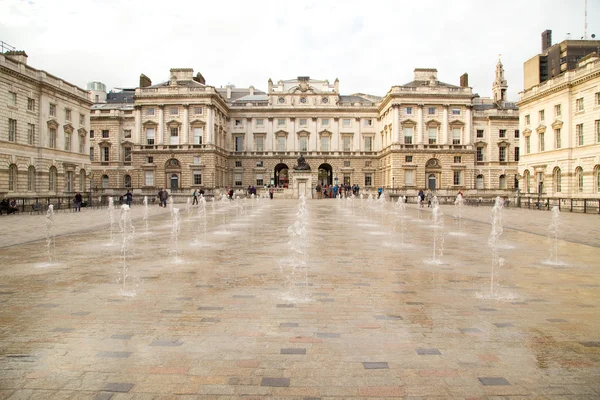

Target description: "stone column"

left=267, top=118, right=274, bottom=151
left=355, top=116, right=361, bottom=151
left=392, top=105, right=399, bottom=142
left=465, top=106, right=472, bottom=145
left=246, top=118, right=252, bottom=151
left=158, top=105, right=164, bottom=145
left=182, top=104, right=189, bottom=144
left=289, top=118, right=295, bottom=151
left=207, top=106, right=215, bottom=144
left=417, top=105, right=423, bottom=144
left=333, top=117, right=340, bottom=151
left=134, top=105, right=141, bottom=144
left=442, top=105, right=449, bottom=144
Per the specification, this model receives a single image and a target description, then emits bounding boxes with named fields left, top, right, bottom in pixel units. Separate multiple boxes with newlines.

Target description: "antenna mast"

left=584, top=0, right=588, bottom=40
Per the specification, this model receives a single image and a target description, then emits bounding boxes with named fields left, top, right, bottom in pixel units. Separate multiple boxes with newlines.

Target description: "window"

left=235, top=136, right=243, bottom=151
left=554, top=104, right=561, bottom=117
left=277, top=137, right=286, bottom=151
left=49, top=128, right=56, bottom=148
left=170, top=127, right=178, bottom=145
left=170, top=107, right=178, bottom=115
left=499, top=175, right=506, bottom=189
left=476, top=129, right=484, bottom=138
left=476, top=147, right=484, bottom=162
left=452, top=128, right=461, bottom=144
left=235, top=119, right=242, bottom=126
left=124, top=175, right=132, bottom=189
left=365, top=160, right=372, bottom=167
left=344, top=161, right=351, bottom=167
left=102, top=129, right=109, bottom=138
left=79, top=114, right=85, bottom=125
left=476, top=174, right=484, bottom=189
left=102, top=147, right=109, bottom=162
left=147, top=156, right=153, bottom=163
left=89, top=147, right=94, bottom=161
left=406, top=155, right=413, bottom=163
left=576, top=124, right=584, bottom=146
left=342, top=118, right=351, bottom=127
left=596, top=92, right=600, bottom=106
left=525, top=136, right=530, bottom=153
left=554, top=168, right=562, bottom=193
left=193, top=127, right=203, bottom=145
left=428, top=127, right=437, bottom=144
left=364, top=136, right=372, bottom=151
left=453, top=170, right=462, bottom=185
left=365, top=173, right=372, bottom=187
left=193, top=156, right=200, bottom=164
left=539, top=132, right=545, bottom=151
left=499, top=129, right=506, bottom=138
left=364, top=119, right=373, bottom=126
left=124, top=147, right=132, bottom=163
left=193, top=171, right=202, bottom=185
left=124, top=129, right=131, bottom=138
left=403, top=127, right=413, bottom=144
left=576, top=97, right=584, bottom=111
left=27, top=123, right=35, bottom=145
left=454, top=156, right=461, bottom=163
left=514, top=147, right=520, bottom=161
left=194, top=107, right=203, bottom=115
left=596, top=120, right=600, bottom=143
left=278, top=118, right=285, bottom=126
left=90, top=130, right=94, bottom=138
left=452, top=108, right=460, bottom=115
left=405, top=107, right=412, bottom=115
left=554, top=128, right=561, bottom=149
left=428, top=107, right=436, bottom=115
left=8, top=164, right=17, bottom=191
left=255, top=136, right=264, bottom=151
left=514, top=130, right=520, bottom=138
left=49, top=103, right=56, bottom=117
left=65, top=109, right=71, bottom=121
left=300, top=136, right=308, bottom=152
left=538, top=109, right=544, bottom=122
left=405, top=170, right=414, bottom=186
left=576, top=167, right=583, bottom=192
left=8, top=119, right=17, bottom=142
left=322, top=118, right=329, bottom=126
left=64, top=132, right=71, bottom=151
left=256, top=174, right=264, bottom=186
left=8, top=91, right=16, bottom=106
left=256, top=118, right=264, bottom=126
left=256, top=160, right=263, bottom=167
left=146, top=107, right=155, bottom=116
left=146, top=128, right=155, bottom=145
left=525, top=114, right=530, bottom=125
left=145, top=171, right=154, bottom=186
left=235, top=160, right=242, bottom=167
left=49, top=167, right=57, bottom=191
left=343, top=137, right=351, bottom=151
left=28, top=166, right=36, bottom=191
left=27, top=98, right=35, bottom=112
left=299, top=118, right=307, bottom=126
left=234, top=173, right=242, bottom=186
left=499, top=146, right=506, bottom=162
left=79, top=136, right=85, bottom=153
left=321, top=136, right=330, bottom=151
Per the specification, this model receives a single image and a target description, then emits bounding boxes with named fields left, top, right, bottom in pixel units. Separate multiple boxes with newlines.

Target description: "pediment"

left=474, top=140, right=487, bottom=147
left=296, top=129, right=311, bottom=136
left=97, top=139, right=112, bottom=147
left=400, top=118, right=417, bottom=126
left=449, top=119, right=465, bottom=126
left=522, top=128, right=532, bottom=137
left=63, top=123, right=74, bottom=133
left=142, top=119, right=158, bottom=126
left=166, top=119, right=182, bottom=126
left=551, top=120, right=563, bottom=129
left=536, top=124, right=546, bottom=134
left=121, top=140, right=134, bottom=146
left=318, top=129, right=333, bottom=136
left=274, top=129, right=288, bottom=137
left=497, top=140, right=511, bottom=147
left=47, top=119, right=59, bottom=129
left=425, top=119, right=441, bottom=126
left=77, top=127, right=87, bottom=136
left=189, top=119, right=205, bottom=125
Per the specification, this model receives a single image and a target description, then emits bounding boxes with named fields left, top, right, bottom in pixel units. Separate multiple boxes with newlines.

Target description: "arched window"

left=8, top=164, right=17, bottom=191
left=499, top=174, right=506, bottom=189
left=475, top=174, right=484, bottom=190
left=575, top=167, right=583, bottom=193
left=124, top=174, right=132, bottom=188
left=28, top=166, right=36, bottom=192
left=49, top=166, right=58, bottom=192
left=79, top=169, right=86, bottom=192
left=102, top=174, right=109, bottom=189
left=553, top=167, right=561, bottom=193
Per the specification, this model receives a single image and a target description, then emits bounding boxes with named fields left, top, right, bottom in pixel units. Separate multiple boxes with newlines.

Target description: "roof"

left=401, top=80, right=461, bottom=88
left=146, top=79, right=207, bottom=89
left=232, top=94, right=269, bottom=103
left=339, top=95, right=376, bottom=105
left=107, top=90, right=134, bottom=104
left=91, top=103, right=134, bottom=110
left=216, top=88, right=267, bottom=102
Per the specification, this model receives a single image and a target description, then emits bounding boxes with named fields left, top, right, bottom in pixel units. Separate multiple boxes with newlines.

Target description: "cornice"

left=518, top=69, right=600, bottom=107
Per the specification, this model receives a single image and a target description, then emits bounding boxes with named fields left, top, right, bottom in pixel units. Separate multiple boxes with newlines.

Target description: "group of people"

left=417, top=188, right=434, bottom=208
left=246, top=185, right=257, bottom=197
left=314, top=183, right=360, bottom=199
left=0, top=198, right=19, bottom=214
left=191, top=188, right=205, bottom=205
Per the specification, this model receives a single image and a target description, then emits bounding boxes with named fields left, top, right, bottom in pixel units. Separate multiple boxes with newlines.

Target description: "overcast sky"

left=1, top=0, right=598, bottom=101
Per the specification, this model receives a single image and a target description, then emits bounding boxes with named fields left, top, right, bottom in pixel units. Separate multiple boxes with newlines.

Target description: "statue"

left=294, top=154, right=310, bottom=171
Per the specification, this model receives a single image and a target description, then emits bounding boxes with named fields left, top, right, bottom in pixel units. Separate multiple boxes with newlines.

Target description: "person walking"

left=125, top=190, right=133, bottom=207
left=269, top=185, right=274, bottom=200
left=418, top=189, right=424, bottom=208
left=74, top=192, right=83, bottom=212
left=426, top=188, right=433, bottom=207
left=192, top=189, right=199, bottom=205
left=161, top=189, right=168, bottom=208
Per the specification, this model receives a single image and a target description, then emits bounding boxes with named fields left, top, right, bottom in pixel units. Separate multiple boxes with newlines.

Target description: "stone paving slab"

left=0, top=198, right=598, bottom=398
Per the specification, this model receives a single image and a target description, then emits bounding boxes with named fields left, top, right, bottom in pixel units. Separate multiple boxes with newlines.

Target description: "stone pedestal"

left=291, top=171, right=313, bottom=199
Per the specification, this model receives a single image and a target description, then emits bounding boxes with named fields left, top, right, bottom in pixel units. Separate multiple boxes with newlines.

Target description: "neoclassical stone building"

left=89, top=64, right=519, bottom=198
left=0, top=50, right=92, bottom=200
left=518, top=53, right=600, bottom=198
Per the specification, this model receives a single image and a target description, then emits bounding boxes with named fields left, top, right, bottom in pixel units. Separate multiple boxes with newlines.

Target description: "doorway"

left=170, top=174, right=179, bottom=190
left=427, top=174, right=437, bottom=191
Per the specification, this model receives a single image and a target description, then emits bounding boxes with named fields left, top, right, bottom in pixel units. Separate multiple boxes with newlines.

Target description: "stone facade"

left=0, top=51, right=92, bottom=199
left=517, top=54, right=600, bottom=198
left=89, top=65, right=520, bottom=198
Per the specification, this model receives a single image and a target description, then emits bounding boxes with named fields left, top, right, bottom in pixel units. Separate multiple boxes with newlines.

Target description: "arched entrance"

left=274, top=163, right=289, bottom=188
left=165, top=158, right=181, bottom=191
left=170, top=174, right=179, bottom=190
left=425, top=158, right=440, bottom=191
left=318, top=163, right=333, bottom=186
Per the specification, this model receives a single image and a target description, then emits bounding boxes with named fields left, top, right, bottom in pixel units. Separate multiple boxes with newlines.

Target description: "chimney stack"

left=542, top=29, right=552, bottom=52
left=460, top=73, right=469, bottom=88
left=226, top=84, right=233, bottom=99
left=139, top=74, right=152, bottom=88
left=4, top=50, right=28, bottom=65
left=249, top=85, right=255, bottom=96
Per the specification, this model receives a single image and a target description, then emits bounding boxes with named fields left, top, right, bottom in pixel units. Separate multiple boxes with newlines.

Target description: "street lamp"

left=392, top=177, right=395, bottom=193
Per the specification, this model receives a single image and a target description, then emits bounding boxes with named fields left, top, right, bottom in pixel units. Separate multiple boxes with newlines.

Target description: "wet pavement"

left=0, top=197, right=598, bottom=399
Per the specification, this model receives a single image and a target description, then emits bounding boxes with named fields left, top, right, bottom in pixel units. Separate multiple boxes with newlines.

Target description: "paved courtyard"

left=0, top=197, right=598, bottom=399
